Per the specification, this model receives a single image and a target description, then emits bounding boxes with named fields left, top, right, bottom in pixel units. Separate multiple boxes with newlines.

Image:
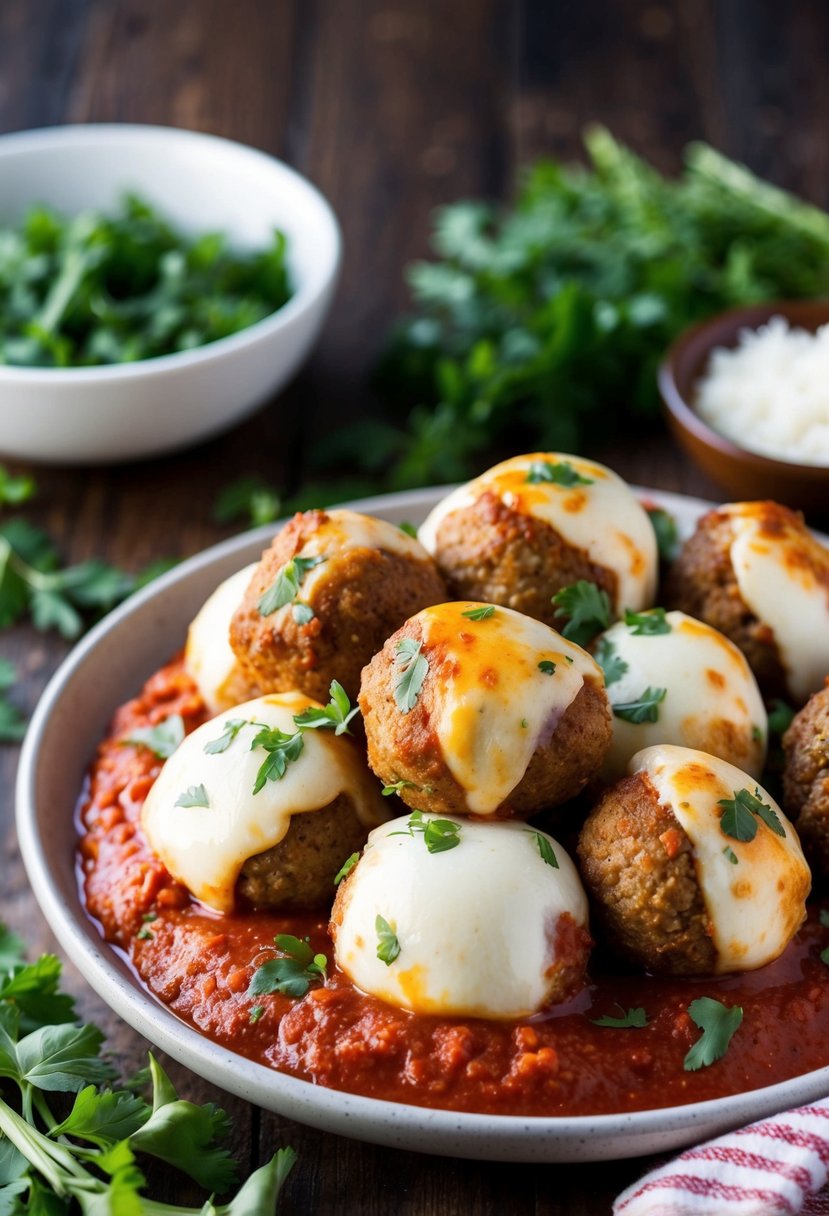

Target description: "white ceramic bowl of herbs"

left=0, top=124, right=341, bottom=465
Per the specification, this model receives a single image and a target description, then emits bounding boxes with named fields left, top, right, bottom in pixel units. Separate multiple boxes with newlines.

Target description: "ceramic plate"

left=16, top=486, right=829, bottom=1163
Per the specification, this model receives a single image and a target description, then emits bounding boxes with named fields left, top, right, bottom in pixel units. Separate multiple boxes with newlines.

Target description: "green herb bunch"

left=0, top=195, right=292, bottom=367
left=317, top=128, right=829, bottom=492
left=0, top=925, right=294, bottom=1212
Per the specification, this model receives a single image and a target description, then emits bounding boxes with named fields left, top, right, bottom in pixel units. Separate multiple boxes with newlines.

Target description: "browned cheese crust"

left=664, top=503, right=794, bottom=702
left=783, top=682, right=829, bottom=877
left=577, top=772, right=717, bottom=975
left=431, top=491, right=618, bottom=633
left=229, top=511, right=447, bottom=704
left=358, top=620, right=612, bottom=819
left=237, top=793, right=368, bottom=911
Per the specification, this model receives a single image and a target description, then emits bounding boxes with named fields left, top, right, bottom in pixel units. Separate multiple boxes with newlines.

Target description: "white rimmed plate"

left=15, top=486, right=829, bottom=1162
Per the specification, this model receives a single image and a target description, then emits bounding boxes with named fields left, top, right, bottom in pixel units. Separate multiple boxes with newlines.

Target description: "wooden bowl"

left=659, top=300, right=829, bottom=516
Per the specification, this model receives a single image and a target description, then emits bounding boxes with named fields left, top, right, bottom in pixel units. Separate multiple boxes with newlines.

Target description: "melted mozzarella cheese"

left=185, top=564, right=258, bottom=714
left=417, top=602, right=604, bottom=814
left=631, top=744, right=810, bottom=973
left=600, top=611, right=767, bottom=779
left=332, top=816, right=588, bottom=1018
left=721, top=503, right=829, bottom=703
left=418, top=453, right=658, bottom=611
left=141, top=693, right=388, bottom=914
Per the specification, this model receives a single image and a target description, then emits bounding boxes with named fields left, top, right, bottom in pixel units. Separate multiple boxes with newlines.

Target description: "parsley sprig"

left=552, top=581, right=612, bottom=648
left=683, top=997, right=743, bottom=1071
left=593, top=637, right=628, bottom=687
left=591, top=1005, right=648, bottom=1029
left=393, top=637, right=429, bottom=713
left=391, top=809, right=462, bottom=854
left=257, top=555, right=326, bottom=617
left=612, top=687, right=667, bottom=724
left=525, top=459, right=593, bottom=487
left=0, top=925, right=295, bottom=1210
left=122, top=713, right=186, bottom=760
left=292, top=680, right=359, bottom=735
left=718, top=787, right=786, bottom=843
left=375, top=916, right=401, bottom=966
left=623, top=607, right=671, bottom=636
left=248, top=935, right=328, bottom=1000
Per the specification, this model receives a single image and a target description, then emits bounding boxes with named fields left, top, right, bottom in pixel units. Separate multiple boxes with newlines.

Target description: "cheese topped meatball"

left=596, top=610, right=767, bottom=779
left=666, top=501, right=829, bottom=704
left=141, top=693, right=388, bottom=914
left=359, top=602, right=611, bottom=818
left=184, top=563, right=260, bottom=715
left=417, top=453, right=658, bottom=628
left=229, top=509, right=447, bottom=704
left=578, top=744, right=810, bottom=976
left=330, top=816, right=591, bottom=1019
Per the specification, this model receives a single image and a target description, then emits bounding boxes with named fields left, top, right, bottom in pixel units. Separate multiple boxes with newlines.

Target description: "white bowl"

left=0, top=124, right=341, bottom=464
left=15, top=485, right=829, bottom=1163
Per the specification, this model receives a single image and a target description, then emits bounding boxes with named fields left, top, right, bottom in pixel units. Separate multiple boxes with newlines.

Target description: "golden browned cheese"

left=783, top=682, right=829, bottom=876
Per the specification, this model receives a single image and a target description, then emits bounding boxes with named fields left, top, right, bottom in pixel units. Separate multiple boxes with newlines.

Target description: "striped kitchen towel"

left=614, top=1101, right=829, bottom=1215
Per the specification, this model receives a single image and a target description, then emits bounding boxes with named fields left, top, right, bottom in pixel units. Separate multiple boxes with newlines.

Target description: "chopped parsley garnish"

left=249, top=725, right=305, bottom=794
left=257, top=554, right=326, bottom=616
left=461, top=604, right=495, bottom=621
left=121, top=713, right=185, bottom=760
left=751, top=724, right=763, bottom=744
left=248, top=935, right=327, bottom=999
left=593, top=637, right=628, bottom=687
left=768, top=698, right=795, bottom=737
left=0, top=656, right=26, bottom=743
left=375, top=916, right=401, bottom=966
left=398, top=521, right=418, bottom=538
left=552, top=580, right=612, bottom=647
left=591, top=1005, right=648, bottom=1029
left=525, top=459, right=593, bottom=487
left=527, top=830, right=559, bottom=868
left=718, top=786, right=785, bottom=843
left=334, top=853, right=360, bottom=884
left=393, top=636, right=429, bottom=713
left=203, top=717, right=247, bottom=755
left=382, top=778, right=419, bottom=796
left=538, top=659, right=556, bottom=676
left=292, top=601, right=314, bottom=625
left=683, top=997, right=743, bottom=1071
left=174, top=783, right=209, bottom=809
left=292, top=680, right=359, bottom=736
left=611, top=687, right=667, bottom=724
left=391, top=808, right=462, bottom=853
left=623, top=607, right=671, bottom=636
left=136, top=928, right=153, bottom=941
left=249, top=1005, right=265, bottom=1024
left=646, top=506, right=680, bottom=562
left=213, top=475, right=281, bottom=528
left=722, top=845, right=739, bottom=865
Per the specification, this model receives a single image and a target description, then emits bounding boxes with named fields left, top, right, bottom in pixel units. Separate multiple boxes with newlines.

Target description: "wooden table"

left=0, top=1, right=824, bottom=1210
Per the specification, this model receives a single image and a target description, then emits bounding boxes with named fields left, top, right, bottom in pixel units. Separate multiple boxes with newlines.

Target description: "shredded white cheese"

left=695, top=316, right=829, bottom=466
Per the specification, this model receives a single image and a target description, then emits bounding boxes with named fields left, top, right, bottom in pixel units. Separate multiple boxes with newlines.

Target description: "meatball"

left=418, top=452, right=658, bottom=631
left=665, top=501, right=829, bottom=704
left=330, top=816, right=591, bottom=1018
left=578, top=744, right=810, bottom=976
left=140, top=693, right=389, bottom=914
left=783, top=683, right=829, bottom=876
left=359, top=601, right=611, bottom=818
left=230, top=509, right=447, bottom=704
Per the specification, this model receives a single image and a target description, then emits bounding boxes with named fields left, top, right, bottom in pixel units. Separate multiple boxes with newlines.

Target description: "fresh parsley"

left=593, top=637, right=628, bottom=687
left=121, top=713, right=185, bottom=760
left=334, top=853, right=360, bottom=885
left=203, top=717, right=247, bottom=755
left=258, top=554, right=326, bottom=616
left=375, top=916, right=401, bottom=966
left=0, top=657, right=26, bottom=743
left=461, top=604, right=495, bottom=621
left=552, top=580, right=612, bottom=647
left=292, top=601, right=314, bottom=625
left=213, top=475, right=282, bottom=528
left=623, top=607, right=671, bottom=636
left=612, top=687, right=667, bottom=724
left=292, top=680, right=360, bottom=736
left=768, top=699, right=796, bottom=738
left=538, top=659, right=556, bottom=675
left=646, top=506, right=680, bottom=562
left=248, top=935, right=327, bottom=999
left=393, top=636, right=429, bottom=713
left=174, top=784, right=209, bottom=809
left=683, top=997, right=743, bottom=1071
left=525, top=459, right=593, bottom=487
left=382, top=778, right=420, bottom=797
left=527, top=830, right=559, bottom=868
left=718, top=786, right=786, bottom=843
left=591, top=1005, right=648, bottom=1029
left=249, top=725, right=305, bottom=795
left=398, top=521, right=418, bottom=538
left=391, top=808, right=462, bottom=853
left=723, top=845, right=739, bottom=865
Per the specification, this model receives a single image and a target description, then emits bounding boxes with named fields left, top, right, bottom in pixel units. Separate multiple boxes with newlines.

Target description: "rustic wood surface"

left=0, top=1, right=823, bottom=1211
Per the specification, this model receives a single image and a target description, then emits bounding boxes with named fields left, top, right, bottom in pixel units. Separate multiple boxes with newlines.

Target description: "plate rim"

left=16, top=482, right=829, bottom=1162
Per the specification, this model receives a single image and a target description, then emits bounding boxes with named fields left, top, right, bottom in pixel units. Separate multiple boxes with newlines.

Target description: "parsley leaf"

left=591, top=1005, right=648, bottom=1029
left=51, top=1085, right=150, bottom=1147
left=623, top=607, right=671, bottom=636
left=593, top=637, right=628, bottom=687
left=203, top=717, right=247, bottom=755
left=538, top=660, right=556, bottom=675
left=248, top=935, right=327, bottom=999
left=612, top=687, right=667, bottom=724
left=391, top=809, right=462, bottom=853
left=527, top=830, right=559, bottom=868
left=393, top=637, right=429, bottom=713
left=723, top=845, right=739, bottom=865
left=213, top=475, right=281, bottom=528
left=292, top=600, right=314, bottom=625
left=382, top=778, right=419, bottom=797
left=718, top=786, right=785, bottom=843
left=174, top=784, right=209, bottom=809
left=334, top=853, right=360, bottom=884
left=376, top=916, right=401, bottom=966
left=768, top=698, right=796, bottom=737
left=552, top=580, right=612, bottom=647
left=526, top=459, right=593, bottom=487
left=398, top=521, right=418, bottom=538
left=461, top=604, right=495, bottom=621
left=257, top=554, right=325, bottom=616
left=683, top=997, right=743, bottom=1071
left=249, top=725, right=304, bottom=794
left=646, top=506, right=679, bottom=562
left=121, top=713, right=185, bottom=760
left=16, top=1023, right=116, bottom=1092
left=292, top=680, right=359, bottom=736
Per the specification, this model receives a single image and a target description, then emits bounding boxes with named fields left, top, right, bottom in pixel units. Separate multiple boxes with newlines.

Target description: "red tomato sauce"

left=78, top=658, right=829, bottom=1117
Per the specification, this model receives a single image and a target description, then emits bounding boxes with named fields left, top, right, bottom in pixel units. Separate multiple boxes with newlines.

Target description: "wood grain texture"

left=0, top=0, right=820, bottom=1210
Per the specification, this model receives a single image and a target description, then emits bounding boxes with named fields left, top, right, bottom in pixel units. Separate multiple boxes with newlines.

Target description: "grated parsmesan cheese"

left=695, top=316, right=829, bottom=466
